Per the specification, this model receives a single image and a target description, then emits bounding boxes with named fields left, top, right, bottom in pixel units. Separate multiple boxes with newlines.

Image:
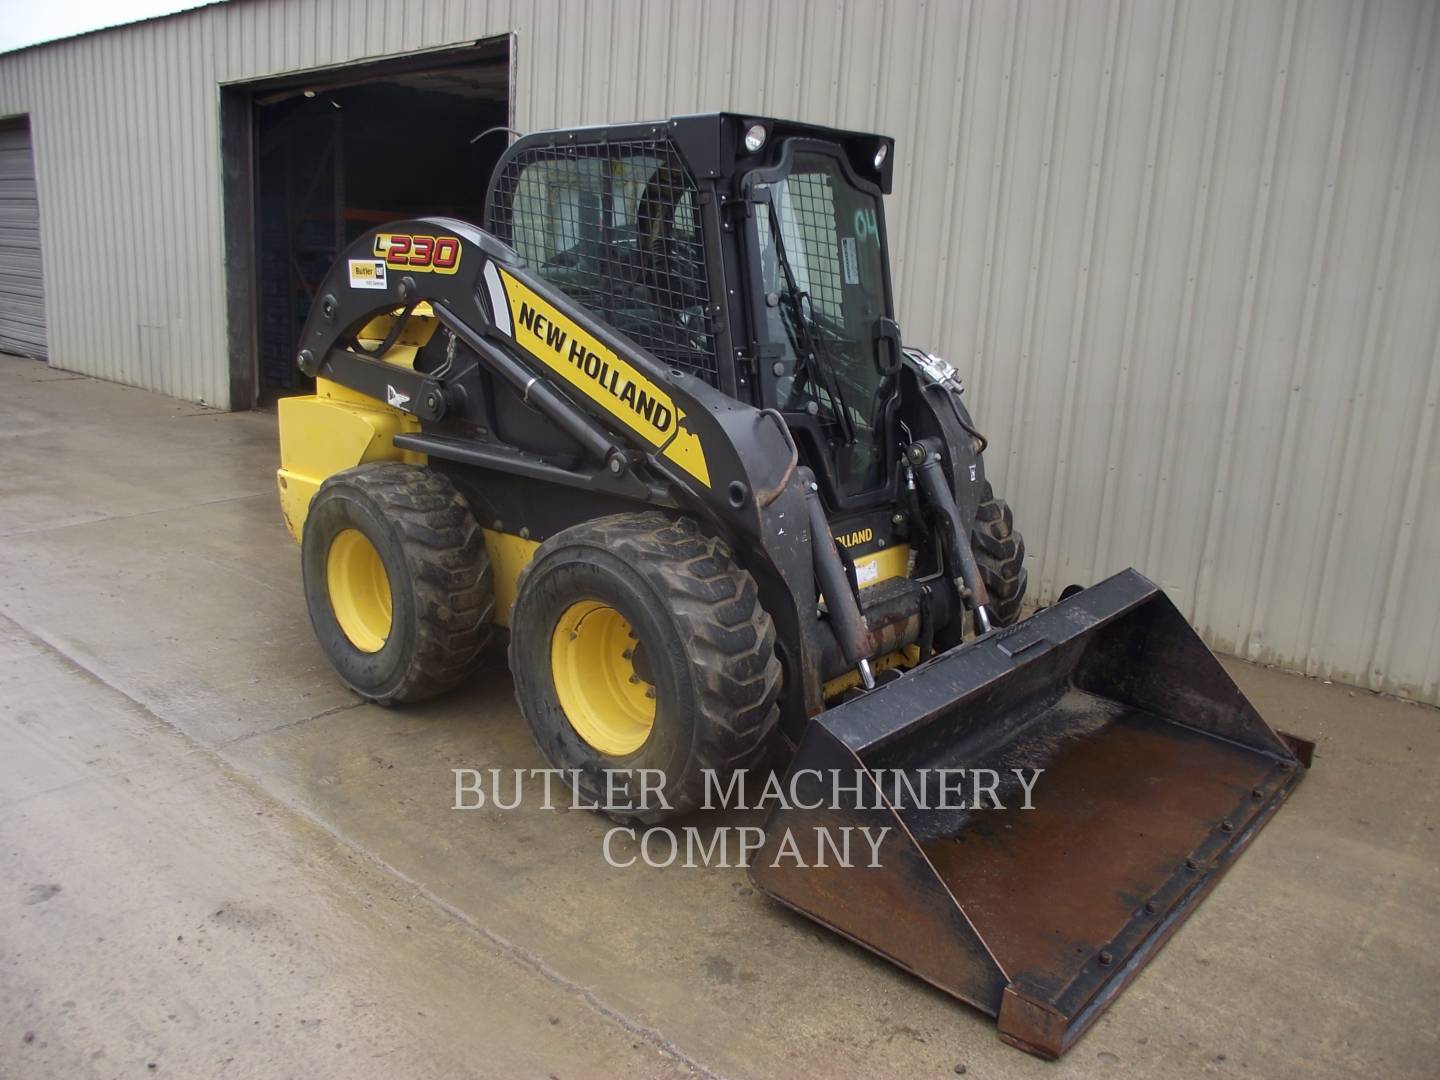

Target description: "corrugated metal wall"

left=0, top=0, right=1437, bottom=703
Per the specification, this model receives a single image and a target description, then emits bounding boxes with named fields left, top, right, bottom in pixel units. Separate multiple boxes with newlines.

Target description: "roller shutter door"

left=0, top=119, right=46, bottom=359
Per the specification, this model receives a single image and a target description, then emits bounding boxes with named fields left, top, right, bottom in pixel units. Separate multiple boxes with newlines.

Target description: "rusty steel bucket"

left=750, top=568, right=1313, bottom=1059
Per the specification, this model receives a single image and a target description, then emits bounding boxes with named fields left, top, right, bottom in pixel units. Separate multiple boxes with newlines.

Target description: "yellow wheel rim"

left=550, top=600, right=656, bottom=756
left=326, top=528, right=393, bottom=653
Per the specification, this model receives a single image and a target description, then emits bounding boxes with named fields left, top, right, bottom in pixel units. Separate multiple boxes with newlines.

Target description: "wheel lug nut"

left=645, top=687, right=656, bottom=699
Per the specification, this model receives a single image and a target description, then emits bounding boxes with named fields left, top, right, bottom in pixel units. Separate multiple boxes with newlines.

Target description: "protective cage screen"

left=488, top=139, right=719, bottom=385
left=759, top=171, right=845, bottom=321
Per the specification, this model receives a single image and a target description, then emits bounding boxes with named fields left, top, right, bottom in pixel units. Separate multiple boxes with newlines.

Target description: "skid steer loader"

left=276, top=114, right=1311, bottom=1058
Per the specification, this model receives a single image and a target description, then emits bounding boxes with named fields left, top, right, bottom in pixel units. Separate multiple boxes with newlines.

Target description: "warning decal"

left=841, top=237, right=860, bottom=285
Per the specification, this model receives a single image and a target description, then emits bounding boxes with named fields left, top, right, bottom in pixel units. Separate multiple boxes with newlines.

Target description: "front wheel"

left=972, top=481, right=1028, bottom=627
left=301, top=463, right=493, bottom=704
left=509, top=512, right=781, bottom=822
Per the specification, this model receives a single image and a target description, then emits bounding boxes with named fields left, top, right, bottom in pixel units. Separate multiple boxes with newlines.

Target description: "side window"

left=489, top=142, right=717, bottom=385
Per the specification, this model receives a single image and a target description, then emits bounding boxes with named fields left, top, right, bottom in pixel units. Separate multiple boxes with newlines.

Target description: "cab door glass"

left=754, top=151, right=890, bottom=496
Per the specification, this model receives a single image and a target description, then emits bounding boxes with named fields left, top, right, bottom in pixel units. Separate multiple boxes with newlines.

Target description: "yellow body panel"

left=819, top=543, right=912, bottom=608
left=275, top=378, right=425, bottom=541
left=818, top=546, right=917, bottom=698
left=277, top=377, right=539, bottom=631
left=353, top=305, right=439, bottom=370
left=483, top=529, right=539, bottom=628
left=850, top=544, right=911, bottom=590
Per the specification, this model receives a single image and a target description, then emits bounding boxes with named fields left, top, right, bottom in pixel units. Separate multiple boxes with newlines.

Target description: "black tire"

left=509, top=511, right=781, bottom=822
left=302, top=462, right=493, bottom=705
left=972, top=482, right=1028, bottom=627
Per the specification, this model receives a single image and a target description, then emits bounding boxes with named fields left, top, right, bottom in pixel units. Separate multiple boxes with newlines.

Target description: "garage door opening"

left=222, top=38, right=512, bottom=409
left=0, top=116, right=47, bottom=361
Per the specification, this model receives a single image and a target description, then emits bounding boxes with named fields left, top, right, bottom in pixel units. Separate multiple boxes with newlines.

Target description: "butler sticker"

left=348, top=259, right=387, bottom=290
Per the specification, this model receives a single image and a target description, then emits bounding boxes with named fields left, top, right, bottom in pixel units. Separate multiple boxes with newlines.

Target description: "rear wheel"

left=509, top=512, right=781, bottom=822
left=972, top=482, right=1027, bottom=627
left=302, top=463, right=493, bottom=704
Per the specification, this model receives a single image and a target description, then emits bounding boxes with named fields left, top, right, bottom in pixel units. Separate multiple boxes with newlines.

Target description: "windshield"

left=754, top=150, right=891, bottom=495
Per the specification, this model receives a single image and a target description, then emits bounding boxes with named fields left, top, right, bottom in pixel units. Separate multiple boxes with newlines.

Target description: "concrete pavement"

left=1, top=354, right=1436, bottom=1078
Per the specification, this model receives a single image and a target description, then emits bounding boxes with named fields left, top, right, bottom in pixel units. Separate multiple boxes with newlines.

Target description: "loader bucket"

left=750, top=568, right=1312, bottom=1059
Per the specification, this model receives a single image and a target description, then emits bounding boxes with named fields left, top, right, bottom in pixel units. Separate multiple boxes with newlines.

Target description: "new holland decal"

left=496, top=268, right=711, bottom=488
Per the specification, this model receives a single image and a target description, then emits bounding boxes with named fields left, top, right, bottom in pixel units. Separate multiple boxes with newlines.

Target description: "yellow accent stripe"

left=498, top=268, right=711, bottom=487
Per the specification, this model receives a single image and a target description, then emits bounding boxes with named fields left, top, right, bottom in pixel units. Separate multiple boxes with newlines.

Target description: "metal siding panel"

left=949, top=0, right=1006, bottom=432
left=1139, top=0, right=1231, bottom=603
left=131, top=27, right=158, bottom=394
left=694, top=0, right=737, bottom=115
left=1191, top=0, right=1298, bottom=642
left=1002, top=0, right=1071, bottom=548
left=1294, top=0, right=1433, bottom=683
left=902, top=0, right=956, bottom=340
left=972, top=1, right=1031, bottom=485
left=553, top=0, right=585, bottom=125
left=636, top=0, right=672, bottom=118
left=1326, top=1, right=1436, bottom=685
left=1284, top=5, right=1393, bottom=664
left=1088, top=0, right=1178, bottom=583
left=56, top=41, right=81, bottom=378
left=1039, top=0, right=1124, bottom=599
left=1241, top=0, right=1361, bottom=667
left=1381, top=54, right=1440, bottom=702
left=0, top=0, right=1437, bottom=703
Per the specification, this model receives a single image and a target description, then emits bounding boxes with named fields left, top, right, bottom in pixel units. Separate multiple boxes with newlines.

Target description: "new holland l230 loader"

left=276, top=114, right=1312, bottom=1058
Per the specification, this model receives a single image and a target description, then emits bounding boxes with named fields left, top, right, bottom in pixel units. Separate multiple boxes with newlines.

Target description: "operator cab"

left=484, top=113, right=900, bottom=513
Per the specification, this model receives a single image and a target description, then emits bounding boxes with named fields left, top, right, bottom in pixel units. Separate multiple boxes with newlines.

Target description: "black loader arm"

left=294, top=217, right=828, bottom=714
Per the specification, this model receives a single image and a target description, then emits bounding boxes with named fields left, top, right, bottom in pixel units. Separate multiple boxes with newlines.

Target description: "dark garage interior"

left=239, top=40, right=510, bottom=402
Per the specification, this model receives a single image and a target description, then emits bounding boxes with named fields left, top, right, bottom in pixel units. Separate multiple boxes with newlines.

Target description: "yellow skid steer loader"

left=276, top=114, right=1311, bottom=1058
